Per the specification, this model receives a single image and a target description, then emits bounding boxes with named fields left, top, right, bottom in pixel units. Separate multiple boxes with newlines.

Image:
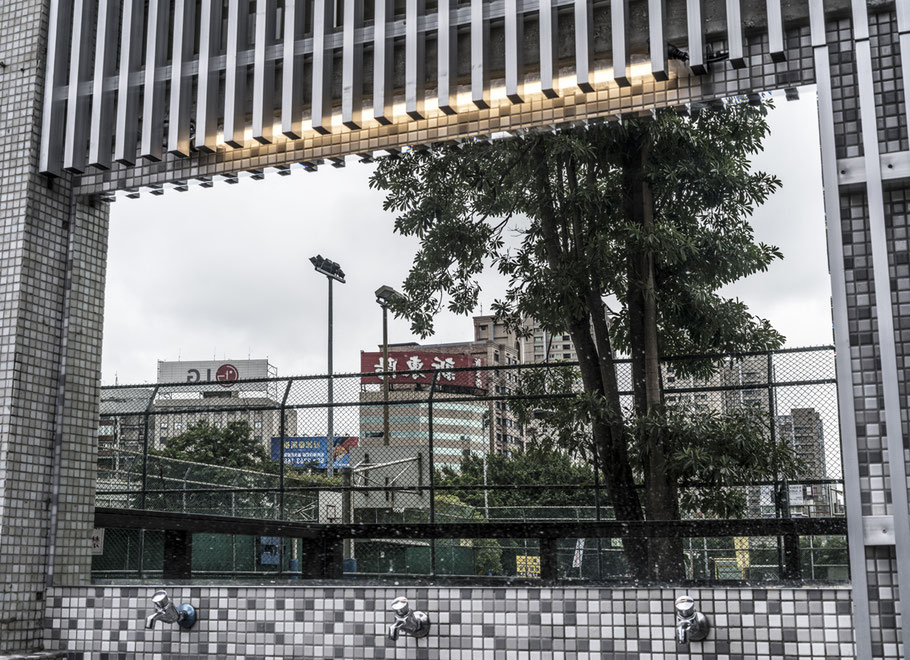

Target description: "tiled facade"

left=0, top=0, right=109, bottom=652
left=44, top=585, right=853, bottom=660
left=2, top=1, right=910, bottom=659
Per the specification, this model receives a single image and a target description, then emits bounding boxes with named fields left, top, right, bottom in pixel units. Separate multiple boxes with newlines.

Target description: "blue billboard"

left=270, top=436, right=358, bottom=469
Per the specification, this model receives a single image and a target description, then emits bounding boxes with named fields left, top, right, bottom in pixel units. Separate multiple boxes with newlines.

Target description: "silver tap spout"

left=387, top=597, right=431, bottom=641
left=387, top=619, right=405, bottom=641
left=145, top=611, right=165, bottom=630
left=676, top=618, right=690, bottom=645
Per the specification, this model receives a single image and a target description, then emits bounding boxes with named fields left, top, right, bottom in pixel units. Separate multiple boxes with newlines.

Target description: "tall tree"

left=371, top=101, right=788, bottom=579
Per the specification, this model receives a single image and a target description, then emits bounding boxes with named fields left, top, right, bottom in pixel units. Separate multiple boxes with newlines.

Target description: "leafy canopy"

left=370, top=102, right=784, bottom=376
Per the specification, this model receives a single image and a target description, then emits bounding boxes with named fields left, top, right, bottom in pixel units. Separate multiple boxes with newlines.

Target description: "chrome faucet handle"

left=675, top=595, right=696, bottom=618
left=391, top=596, right=410, bottom=618
left=674, top=595, right=709, bottom=644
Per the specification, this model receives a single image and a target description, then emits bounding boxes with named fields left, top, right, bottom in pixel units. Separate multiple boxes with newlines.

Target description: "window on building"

left=174, top=421, right=183, bottom=431
left=160, top=422, right=168, bottom=431
left=479, top=325, right=488, bottom=331
left=562, top=335, right=570, bottom=340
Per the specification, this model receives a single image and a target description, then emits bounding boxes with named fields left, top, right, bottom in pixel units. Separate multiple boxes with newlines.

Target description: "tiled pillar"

left=815, top=4, right=910, bottom=659
left=0, top=0, right=109, bottom=652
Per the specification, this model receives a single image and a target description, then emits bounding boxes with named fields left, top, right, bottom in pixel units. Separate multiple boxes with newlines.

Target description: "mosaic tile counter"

left=44, top=585, right=855, bottom=659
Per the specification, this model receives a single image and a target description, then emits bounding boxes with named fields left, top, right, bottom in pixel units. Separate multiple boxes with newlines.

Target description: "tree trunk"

left=625, top=128, right=685, bottom=580
left=531, top=140, right=649, bottom=580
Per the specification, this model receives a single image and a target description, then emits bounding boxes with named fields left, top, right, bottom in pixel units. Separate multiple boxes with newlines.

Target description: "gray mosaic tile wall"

left=43, top=585, right=854, bottom=660
left=2, top=0, right=909, bottom=658
left=823, top=5, right=910, bottom=658
left=0, top=0, right=110, bottom=650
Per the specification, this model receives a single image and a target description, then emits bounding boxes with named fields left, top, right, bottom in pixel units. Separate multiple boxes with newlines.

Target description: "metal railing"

left=92, top=346, right=847, bottom=582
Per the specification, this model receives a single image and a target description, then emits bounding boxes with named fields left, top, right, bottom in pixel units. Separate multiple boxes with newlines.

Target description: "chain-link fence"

left=93, top=346, right=846, bottom=582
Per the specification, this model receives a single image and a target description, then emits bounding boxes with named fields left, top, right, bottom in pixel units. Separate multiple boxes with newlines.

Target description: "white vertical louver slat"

left=224, top=0, right=251, bottom=147
left=373, top=0, right=395, bottom=124
left=342, top=0, right=364, bottom=128
left=169, top=0, right=197, bottom=156
left=140, top=0, right=170, bottom=160
left=539, top=0, right=558, bottom=99
left=63, top=0, right=96, bottom=172
left=575, top=0, right=593, bottom=92
left=471, top=0, right=490, bottom=107
left=39, top=0, right=73, bottom=175
left=282, top=0, right=307, bottom=138
left=437, top=0, right=458, bottom=114
left=113, top=0, right=143, bottom=164
left=649, top=0, right=667, bottom=81
left=766, top=0, right=786, bottom=62
left=312, top=0, right=335, bottom=133
left=196, top=0, right=224, bottom=152
left=686, top=0, right=707, bottom=75
left=253, top=0, right=277, bottom=142
left=406, top=0, right=426, bottom=118
left=611, top=0, right=630, bottom=86
left=88, top=0, right=120, bottom=169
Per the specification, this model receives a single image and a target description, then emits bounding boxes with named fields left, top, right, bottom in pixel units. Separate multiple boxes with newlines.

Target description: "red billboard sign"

left=360, top=351, right=486, bottom=389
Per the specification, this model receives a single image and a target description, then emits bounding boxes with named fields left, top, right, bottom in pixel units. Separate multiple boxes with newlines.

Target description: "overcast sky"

left=101, top=87, right=830, bottom=385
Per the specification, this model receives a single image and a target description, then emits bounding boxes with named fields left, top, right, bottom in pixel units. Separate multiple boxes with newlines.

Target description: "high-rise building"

left=100, top=359, right=293, bottom=453
left=358, top=316, right=527, bottom=461
left=776, top=407, right=831, bottom=517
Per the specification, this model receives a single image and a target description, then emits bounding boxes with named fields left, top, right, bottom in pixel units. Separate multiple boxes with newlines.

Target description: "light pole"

left=375, top=285, right=403, bottom=446
left=311, top=255, right=346, bottom=478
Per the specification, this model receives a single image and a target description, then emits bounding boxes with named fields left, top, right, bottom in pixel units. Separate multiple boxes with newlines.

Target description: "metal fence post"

left=278, top=379, right=292, bottom=575
left=137, top=385, right=159, bottom=579
left=428, top=371, right=438, bottom=576
left=279, top=380, right=292, bottom=521
left=767, top=351, right=786, bottom=577
left=593, top=431, right=602, bottom=579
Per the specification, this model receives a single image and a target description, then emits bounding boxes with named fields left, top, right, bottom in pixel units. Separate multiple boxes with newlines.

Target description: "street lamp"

left=375, top=285, right=403, bottom=446
left=311, top=255, right=346, bottom=478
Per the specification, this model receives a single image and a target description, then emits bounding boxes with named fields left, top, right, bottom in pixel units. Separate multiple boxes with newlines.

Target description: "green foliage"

left=509, top=377, right=804, bottom=518
left=156, top=420, right=272, bottom=471
left=148, top=420, right=338, bottom=518
left=370, top=103, right=784, bottom=366
left=436, top=448, right=595, bottom=511
left=628, top=406, right=802, bottom=518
